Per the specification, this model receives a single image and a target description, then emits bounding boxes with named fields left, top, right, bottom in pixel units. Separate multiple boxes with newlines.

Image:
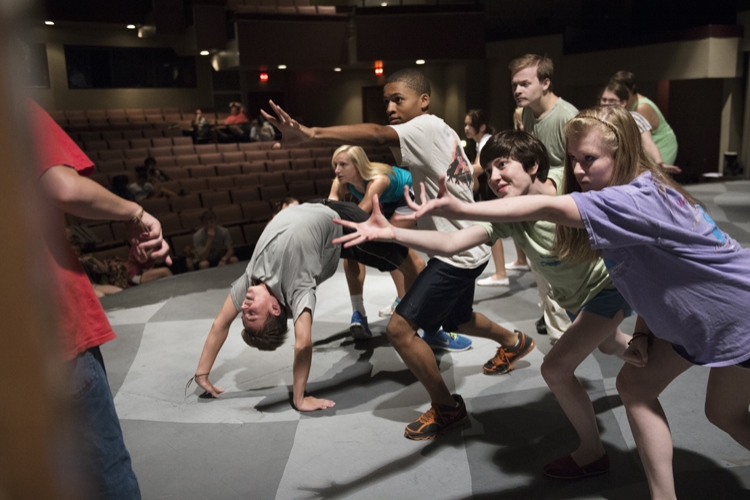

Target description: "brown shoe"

left=404, top=394, right=470, bottom=441
left=483, top=330, right=536, bottom=375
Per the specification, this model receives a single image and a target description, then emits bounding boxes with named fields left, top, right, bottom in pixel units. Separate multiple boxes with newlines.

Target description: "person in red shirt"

left=31, top=99, right=170, bottom=499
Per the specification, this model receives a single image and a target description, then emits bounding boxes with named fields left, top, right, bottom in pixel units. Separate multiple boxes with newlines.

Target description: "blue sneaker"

left=350, top=311, right=373, bottom=340
left=422, top=329, right=472, bottom=352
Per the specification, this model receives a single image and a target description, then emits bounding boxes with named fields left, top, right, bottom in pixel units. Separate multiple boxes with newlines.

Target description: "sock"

left=351, top=294, right=366, bottom=317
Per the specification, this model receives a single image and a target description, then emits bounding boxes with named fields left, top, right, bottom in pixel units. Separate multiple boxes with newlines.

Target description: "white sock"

left=351, top=294, right=366, bottom=316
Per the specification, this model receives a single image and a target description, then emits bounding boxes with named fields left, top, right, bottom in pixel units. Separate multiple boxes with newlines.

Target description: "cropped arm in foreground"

left=39, top=165, right=171, bottom=263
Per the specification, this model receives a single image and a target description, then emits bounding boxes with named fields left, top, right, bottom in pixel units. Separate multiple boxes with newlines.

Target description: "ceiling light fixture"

left=126, top=24, right=136, bottom=29
left=278, top=64, right=287, bottom=69
left=334, top=67, right=342, bottom=72
left=200, top=50, right=210, bottom=56
left=416, top=59, right=425, bottom=65
left=45, top=21, right=54, bottom=25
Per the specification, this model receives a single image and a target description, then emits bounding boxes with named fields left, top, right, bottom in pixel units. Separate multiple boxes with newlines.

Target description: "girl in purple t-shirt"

left=404, top=105, right=750, bottom=499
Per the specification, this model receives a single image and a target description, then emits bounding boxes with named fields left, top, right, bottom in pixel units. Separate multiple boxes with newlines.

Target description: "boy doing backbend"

left=191, top=200, right=415, bottom=411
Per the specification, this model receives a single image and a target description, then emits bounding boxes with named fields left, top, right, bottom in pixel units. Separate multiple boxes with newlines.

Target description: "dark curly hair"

left=241, top=308, right=289, bottom=351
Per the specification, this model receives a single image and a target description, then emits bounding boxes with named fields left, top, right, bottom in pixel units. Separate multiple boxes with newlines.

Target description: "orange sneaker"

left=483, top=330, right=536, bottom=375
left=404, top=394, right=470, bottom=440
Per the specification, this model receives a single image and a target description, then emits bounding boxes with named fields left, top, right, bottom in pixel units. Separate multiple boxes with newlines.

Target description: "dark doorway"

left=362, top=85, right=387, bottom=125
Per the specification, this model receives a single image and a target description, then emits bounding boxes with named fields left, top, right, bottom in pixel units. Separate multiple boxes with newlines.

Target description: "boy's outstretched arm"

left=409, top=176, right=585, bottom=228
left=292, top=310, right=335, bottom=412
left=262, top=100, right=400, bottom=147
left=194, top=293, right=239, bottom=397
left=333, top=195, right=490, bottom=257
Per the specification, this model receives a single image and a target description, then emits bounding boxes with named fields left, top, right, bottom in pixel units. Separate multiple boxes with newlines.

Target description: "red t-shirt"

left=225, top=110, right=249, bottom=125
left=31, top=100, right=116, bottom=360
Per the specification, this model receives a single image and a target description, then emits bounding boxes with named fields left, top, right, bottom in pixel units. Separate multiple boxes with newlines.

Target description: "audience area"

left=61, top=107, right=394, bottom=263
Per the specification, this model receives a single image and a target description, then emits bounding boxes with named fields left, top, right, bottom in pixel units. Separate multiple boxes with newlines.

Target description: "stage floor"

left=100, top=181, right=750, bottom=499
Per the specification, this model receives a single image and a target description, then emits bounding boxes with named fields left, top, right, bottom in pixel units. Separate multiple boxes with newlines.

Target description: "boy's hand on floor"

left=195, top=375, right=225, bottom=398
left=296, top=396, right=336, bottom=412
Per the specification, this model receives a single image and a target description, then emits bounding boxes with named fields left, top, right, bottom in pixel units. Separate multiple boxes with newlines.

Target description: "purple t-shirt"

left=571, top=172, right=750, bottom=367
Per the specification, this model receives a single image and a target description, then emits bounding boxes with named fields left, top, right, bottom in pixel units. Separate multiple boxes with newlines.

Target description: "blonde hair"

left=554, top=106, right=700, bottom=263
left=332, top=145, right=393, bottom=181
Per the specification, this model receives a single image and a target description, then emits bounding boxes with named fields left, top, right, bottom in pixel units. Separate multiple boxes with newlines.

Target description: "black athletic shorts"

left=395, top=257, right=487, bottom=334
left=307, top=199, right=408, bottom=272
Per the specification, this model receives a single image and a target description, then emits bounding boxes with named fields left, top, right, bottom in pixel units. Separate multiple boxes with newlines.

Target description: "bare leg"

left=344, top=259, right=365, bottom=296
left=616, top=338, right=692, bottom=500
left=512, top=242, right=528, bottom=266
left=541, top=311, right=628, bottom=465
left=390, top=269, right=406, bottom=299
left=456, top=311, right=518, bottom=348
left=485, top=240, right=508, bottom=281
left=704, top=366, right=750, bottom=449
left=396, top=249, right=423, bottom=293
left=386, top=313, right=454, bottom=406
left=141, top=267, right=172, bottom=284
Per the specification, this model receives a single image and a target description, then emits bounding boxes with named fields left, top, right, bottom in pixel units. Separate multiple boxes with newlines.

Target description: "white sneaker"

left=477, top=276, right=510, bottom=287
left=378, top=298, right=400, bottom=318
left=505, top=262, right=530, bottom=272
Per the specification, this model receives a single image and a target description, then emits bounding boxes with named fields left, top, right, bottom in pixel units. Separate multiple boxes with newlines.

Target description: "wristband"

left=184, top=372, right=210, bottom=396
left=628, top=332, right=652, bottom=346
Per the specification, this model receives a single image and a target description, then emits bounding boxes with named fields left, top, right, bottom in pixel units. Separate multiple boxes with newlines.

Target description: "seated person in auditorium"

left=258, top=115, right=276, bottom=141
left=110, top=174, right=135, bottom=201
left=216, top=102, right=250, bottom=142
left=128, top=167, right=155, bottom=202
left=143, top=158, right=178, bottom=197
left=192, top=108, right=213, bottom=144
left=192, top=209, right=239, bottom=269
left=191, top=200, right=417, bottom=411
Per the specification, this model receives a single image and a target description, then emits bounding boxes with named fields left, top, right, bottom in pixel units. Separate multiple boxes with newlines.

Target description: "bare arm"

left=635, top=103, right=660, bottom=131
left=333, top=196, right=491, bottom=256
left=357, top=175, right=390, bottom=214
left=193, top=293, right=239, bottom=397
left=327, top=178, right=342, bottom=201
left=292, top=309, right=335, bottom=411
left=640, top=131, right=681, bottom=174
left=407, top=176, right=584, bottom=228
left=261, top=100, right=399, bottom=147
left=39, top=165, right=171, bottom=262
left=220, top=245, right=234, bottom=264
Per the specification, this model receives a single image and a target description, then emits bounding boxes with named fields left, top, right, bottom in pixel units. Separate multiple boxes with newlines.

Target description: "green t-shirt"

left=474, top=169, right=611, bottom=313
left=522, top=97, right=579, bottom=169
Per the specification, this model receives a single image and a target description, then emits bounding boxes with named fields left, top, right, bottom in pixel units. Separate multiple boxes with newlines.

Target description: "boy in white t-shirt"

left=263, top=69, right=536, bottom=440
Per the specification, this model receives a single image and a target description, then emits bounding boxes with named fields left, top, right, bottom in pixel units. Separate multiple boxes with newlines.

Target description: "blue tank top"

left=346, top=166, right=412, bottom=204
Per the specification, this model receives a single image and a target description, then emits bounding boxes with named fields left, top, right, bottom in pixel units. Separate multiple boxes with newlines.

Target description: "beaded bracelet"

left=131, top=206, right=148, bottom=232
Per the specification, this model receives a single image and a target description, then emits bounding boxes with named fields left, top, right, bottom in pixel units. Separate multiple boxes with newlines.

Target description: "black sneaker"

left=535, top=315, right=547, bottom=335
left=404, top=394, right=470, bottom=440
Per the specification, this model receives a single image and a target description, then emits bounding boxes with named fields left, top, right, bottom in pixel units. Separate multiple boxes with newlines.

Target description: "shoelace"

left=444, top=332, right=459, bottom=341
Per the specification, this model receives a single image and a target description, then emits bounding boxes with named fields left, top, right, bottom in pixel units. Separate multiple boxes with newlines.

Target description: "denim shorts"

left=566, top=287, right=634, bottom=321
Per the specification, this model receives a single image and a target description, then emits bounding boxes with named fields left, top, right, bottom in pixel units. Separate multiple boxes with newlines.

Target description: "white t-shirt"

left=389, top=114, right=490, bottom=269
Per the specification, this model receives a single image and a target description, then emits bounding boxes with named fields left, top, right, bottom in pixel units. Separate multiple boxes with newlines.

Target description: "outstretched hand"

left=623, top=336, right=649, bottom=368
left=260, top=100, right=312, bottom=146
left=332, top=195, right=396, bottom=248
left=402, top=175, right=463, bottom=220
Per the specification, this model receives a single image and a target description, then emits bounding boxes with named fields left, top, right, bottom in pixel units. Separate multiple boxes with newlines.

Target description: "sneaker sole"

left=378, top=311, right=394, bottom=318
left=482, top=337, right=536, bottom=375
left=403, top=415, right=471, bottom=441
left=350, top=324, right=372, bottom=340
